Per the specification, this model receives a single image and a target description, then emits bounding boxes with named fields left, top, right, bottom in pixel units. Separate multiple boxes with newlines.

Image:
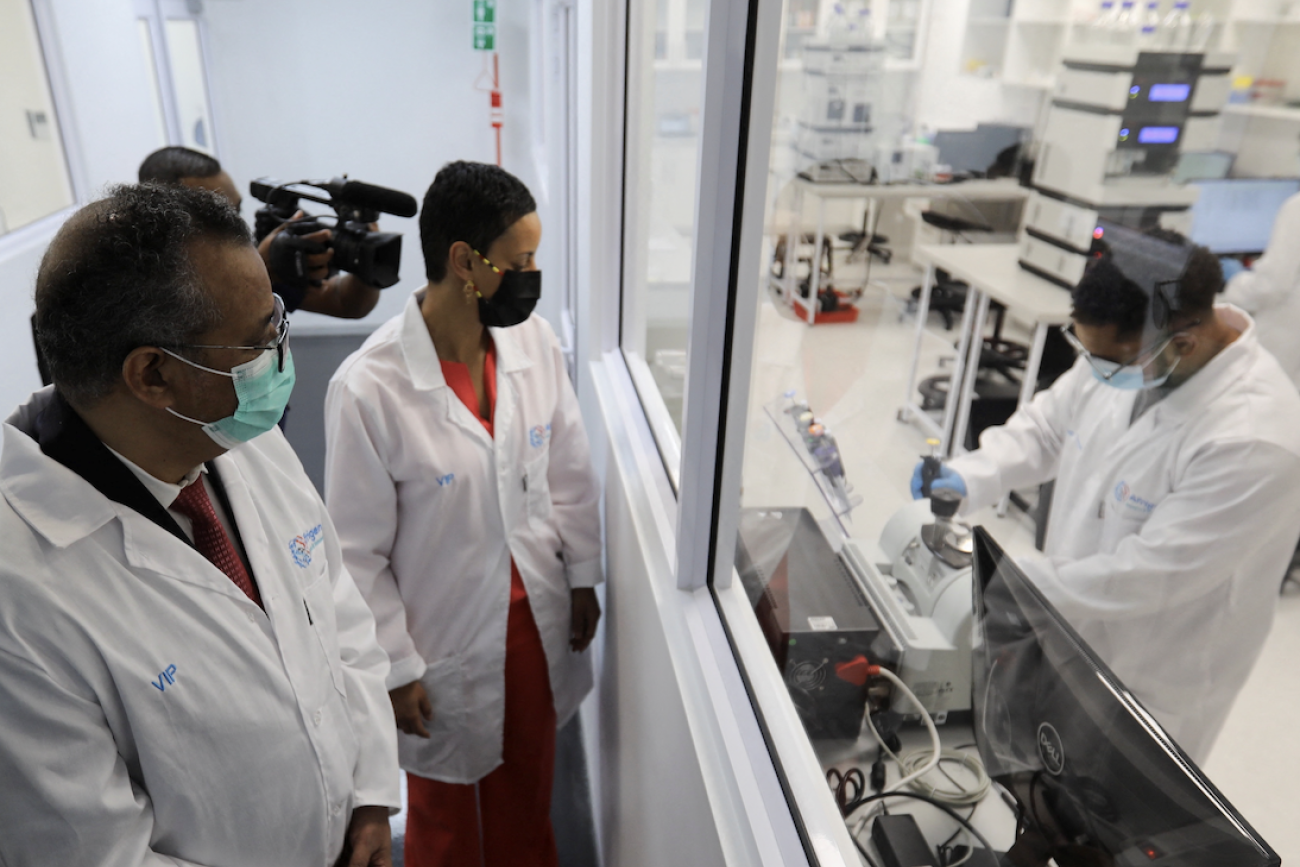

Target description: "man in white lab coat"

left=918, top=229, right=1300, bottom=763
left=1221, top=191, right=1300, bottom=388
left=0, top=184, right=400, bottom=866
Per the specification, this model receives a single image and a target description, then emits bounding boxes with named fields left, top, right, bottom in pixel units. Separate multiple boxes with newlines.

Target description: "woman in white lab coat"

left=1222, top=191, right=1300, bottom=388
left=324, top=161, right=601, bottom=867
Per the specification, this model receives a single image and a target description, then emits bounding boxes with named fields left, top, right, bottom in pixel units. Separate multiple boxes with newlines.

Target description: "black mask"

left=472, top=248, right=542, bottom=328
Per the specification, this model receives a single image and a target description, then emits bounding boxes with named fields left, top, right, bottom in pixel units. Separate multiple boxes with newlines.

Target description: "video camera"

left=250, top=176, right=419, bottom=290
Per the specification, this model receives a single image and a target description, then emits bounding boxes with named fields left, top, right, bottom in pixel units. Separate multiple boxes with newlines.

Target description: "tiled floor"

left=741, top=262, right=1299, bottom=861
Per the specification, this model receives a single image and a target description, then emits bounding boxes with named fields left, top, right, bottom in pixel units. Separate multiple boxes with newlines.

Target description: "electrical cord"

left=867, top=667, right=943, bottom=793
left=865, top=678, right=990, bottom=807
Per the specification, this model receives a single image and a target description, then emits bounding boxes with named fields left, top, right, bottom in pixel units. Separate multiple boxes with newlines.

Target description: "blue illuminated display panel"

left=1138, top=126, right=1180, bottom=144
left=1148, top=83, right=1191, bottom=102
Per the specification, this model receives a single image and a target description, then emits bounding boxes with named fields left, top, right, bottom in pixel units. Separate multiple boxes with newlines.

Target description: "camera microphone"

left=321, top=178, right=418, bottom=218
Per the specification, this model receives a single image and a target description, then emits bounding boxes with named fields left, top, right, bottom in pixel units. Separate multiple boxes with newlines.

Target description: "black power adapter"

left=871, top=814, right=938, bottom=867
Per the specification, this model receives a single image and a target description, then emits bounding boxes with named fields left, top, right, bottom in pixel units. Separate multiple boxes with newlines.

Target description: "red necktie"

left=171, top=480, right=264, bottom=609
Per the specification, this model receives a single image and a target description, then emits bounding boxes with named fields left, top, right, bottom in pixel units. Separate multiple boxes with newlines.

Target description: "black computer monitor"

left=970, top=528, right=1279, bottom=867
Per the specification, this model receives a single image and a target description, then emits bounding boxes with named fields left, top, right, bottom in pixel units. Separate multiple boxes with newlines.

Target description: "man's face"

left=1071, top=321, right=1144, bottom=365
left=168, top=239, right=276, bottom=426
left=1071, top=318, right=1183, bottom=386
left=181, top=171, right=242, bottom=211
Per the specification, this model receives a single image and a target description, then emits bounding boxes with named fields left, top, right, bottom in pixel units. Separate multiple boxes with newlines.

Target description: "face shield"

left=1071, top=222, right=1199, bottom=389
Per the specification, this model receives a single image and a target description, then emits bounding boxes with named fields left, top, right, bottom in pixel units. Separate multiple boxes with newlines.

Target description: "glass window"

left=620, top=0, right=705, bottom=483
left=700, top=0, right=1094, bottom=861
left=163, top=18, right=215, bottom=153
left=700, top=0, right=1293, bottom=861
left=137, top=19, right=170, bottom=148
left=0, top=0, right=75, bottom=235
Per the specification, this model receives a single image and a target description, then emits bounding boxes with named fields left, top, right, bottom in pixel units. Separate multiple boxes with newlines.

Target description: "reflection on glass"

left=164, top=18, right=214, bottom=154
left=0, top=0, right=74, bottom=235
left=137, top=19, right=169, bottom=148
left=972, top=529, right=1279, bottom=867
left=621, top=0, right=704, bottom=462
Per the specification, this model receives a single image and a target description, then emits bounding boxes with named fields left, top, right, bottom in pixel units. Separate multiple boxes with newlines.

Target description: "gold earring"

left=465, top=281, right=476, bottom=304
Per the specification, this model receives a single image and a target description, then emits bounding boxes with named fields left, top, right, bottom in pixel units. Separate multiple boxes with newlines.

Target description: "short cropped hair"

left=1074, top=230, right=1223, bottom=338
left=419, top=161, right=537, bottom=282
left=138, top=146, right=221, bottom=185
left=1072, top=256, right=1149, bottom=338
left=34, top=184, right=251, bottom=406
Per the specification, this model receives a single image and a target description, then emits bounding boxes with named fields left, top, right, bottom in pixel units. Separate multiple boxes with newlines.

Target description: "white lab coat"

left=0, top=388, right=400, bottom=867
left=949, top=306, right=1300, bottom=763
left=324, top=293, right=601, bottom=784
left=1223, top=191, right=1300, bottom=388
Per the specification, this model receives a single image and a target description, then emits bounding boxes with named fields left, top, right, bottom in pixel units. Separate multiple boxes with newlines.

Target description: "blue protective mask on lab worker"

left=1088, top=353, right=1180, bottom=391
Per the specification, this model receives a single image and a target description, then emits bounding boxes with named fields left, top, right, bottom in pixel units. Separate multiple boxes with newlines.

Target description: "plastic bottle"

left=852, top=5, right=875, bottom=47
left=1113, top=0, right=1139, bottom=44
left=1159, top=0, right=1192, bottom=49
left=1139, top=0, right=1161, bottom=42
left=827, top=2, right=852, bottom=48
left=1189, top=11, right=1216, bottom=51
left=1089, top=1, right=1117, bottom=44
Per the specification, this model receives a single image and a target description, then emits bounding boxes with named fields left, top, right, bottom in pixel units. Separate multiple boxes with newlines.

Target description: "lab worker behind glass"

left=0, top=184, right=400, bottom=865
left=1221, top=191, right=1300, bottom=388
left=324, top=161, right=602, bottom=867
left=915, top=234, right=1300, bottom=763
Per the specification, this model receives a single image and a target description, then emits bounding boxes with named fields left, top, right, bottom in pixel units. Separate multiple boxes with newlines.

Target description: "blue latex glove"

left=1219, top=257, right=1247, bottom=282
left=910, top=460, right=968, bottom=500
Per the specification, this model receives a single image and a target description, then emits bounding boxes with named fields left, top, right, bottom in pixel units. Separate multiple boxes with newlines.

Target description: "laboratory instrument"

left=1019, top=45, right=1233, bottom=288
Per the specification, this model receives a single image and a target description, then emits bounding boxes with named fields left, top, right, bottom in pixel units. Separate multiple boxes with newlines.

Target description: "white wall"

left=0, top=0, right=166, bottom=415
left=0, top=0, right=559, bottom=413
left=201, top=0, right=558, bottom=336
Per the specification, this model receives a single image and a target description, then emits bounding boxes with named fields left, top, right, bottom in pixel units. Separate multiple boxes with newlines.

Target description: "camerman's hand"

left=258, top=209, right=333, bottom=286
left=389, top=680, right=432, bottom=739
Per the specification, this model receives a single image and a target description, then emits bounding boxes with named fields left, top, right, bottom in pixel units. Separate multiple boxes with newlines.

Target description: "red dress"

left=404, top=341, right=560, bottom=867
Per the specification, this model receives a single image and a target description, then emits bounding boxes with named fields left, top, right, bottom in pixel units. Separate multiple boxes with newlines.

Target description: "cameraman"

left=138, top=147, right=381, bottom=319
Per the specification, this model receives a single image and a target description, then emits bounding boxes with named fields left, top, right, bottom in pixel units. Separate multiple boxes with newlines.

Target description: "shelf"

left=1222, top=102, right=1300, bottom=121
left=1227, top=16, right=1300, bottom=24
left=968, top=16, right=1012, bottom=25
left=1002, top=76, right=1056, bottom=88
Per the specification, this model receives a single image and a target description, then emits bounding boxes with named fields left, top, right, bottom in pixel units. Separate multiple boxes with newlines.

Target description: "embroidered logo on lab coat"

left=529, top=423, right=552, bottom=448
left=289, top=524, right=325, bottom=568
left=1113, top=481, right=1156, bottom=514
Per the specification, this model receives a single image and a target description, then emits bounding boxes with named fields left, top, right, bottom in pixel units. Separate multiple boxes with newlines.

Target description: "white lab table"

left=773, top=178, right=1030, bottom=324
left=900, top=244, right=1073, bottom=480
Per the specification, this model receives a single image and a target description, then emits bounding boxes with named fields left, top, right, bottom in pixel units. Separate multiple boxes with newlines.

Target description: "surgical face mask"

left=472, top=248, right=541, bottom=328
left=1087, top=354, right=1180, bottom=390
left=1063, top=326, right=1182, bottom=391
left=163, top=347, right=296, bottom=449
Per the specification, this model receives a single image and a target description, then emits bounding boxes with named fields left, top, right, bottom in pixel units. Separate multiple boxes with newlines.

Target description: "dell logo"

left=1038, top=722, right=1066, bottom=775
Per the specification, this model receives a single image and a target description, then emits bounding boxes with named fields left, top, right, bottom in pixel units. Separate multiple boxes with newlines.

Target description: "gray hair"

left=34, top=183, right=251, bottom=407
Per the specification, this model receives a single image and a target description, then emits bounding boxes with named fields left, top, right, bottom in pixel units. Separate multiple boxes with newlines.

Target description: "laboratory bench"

left=770, top=179, right=1031, bottom=325
left=900, top=244, right=1072, bottom=495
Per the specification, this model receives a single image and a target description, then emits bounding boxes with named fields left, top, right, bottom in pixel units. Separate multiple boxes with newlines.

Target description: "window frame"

left=133, top=0, right=222, bottom=157
left=0, top=0, right=85, bottom=250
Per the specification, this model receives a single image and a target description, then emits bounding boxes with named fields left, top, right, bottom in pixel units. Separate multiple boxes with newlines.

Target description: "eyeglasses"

left=1061, top=321, right=1195, bottom=382
left=169, top=293, right=291, bottom=372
